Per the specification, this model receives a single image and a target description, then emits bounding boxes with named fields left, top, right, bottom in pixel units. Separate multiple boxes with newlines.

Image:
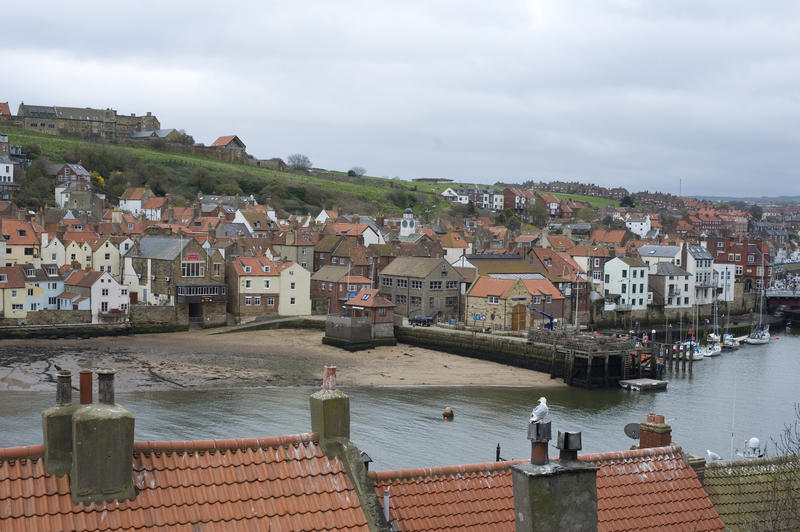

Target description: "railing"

left=325, top=315, right=370, bottom=326
left=766, top=289, right=800, bottom=298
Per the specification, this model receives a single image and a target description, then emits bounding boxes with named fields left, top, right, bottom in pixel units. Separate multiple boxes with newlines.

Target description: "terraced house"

left=378, top=256, right=463, bottom=321
left=226, top=255, right=310, bottom=322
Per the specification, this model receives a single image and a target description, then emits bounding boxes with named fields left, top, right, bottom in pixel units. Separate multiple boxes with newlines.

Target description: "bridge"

left=766, top=289, right=800, bottom=310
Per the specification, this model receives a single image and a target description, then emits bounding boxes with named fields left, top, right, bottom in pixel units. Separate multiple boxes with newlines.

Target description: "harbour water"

left=1, top=332, right=798, bottom=471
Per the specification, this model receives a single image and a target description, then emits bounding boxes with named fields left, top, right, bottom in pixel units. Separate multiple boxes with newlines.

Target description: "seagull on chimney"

left=530, top=397, right=548, bottom=423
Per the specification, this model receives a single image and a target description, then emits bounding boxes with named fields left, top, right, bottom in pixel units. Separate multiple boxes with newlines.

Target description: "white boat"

left=674, top=341, right=705, bottom=360
left=745, top=254, right=770, bottom=346
left=703, top=343, right=722, bottom=357
left=722, top=333, right=740, bottom=350
left=745, top=324, right=770, bottom=345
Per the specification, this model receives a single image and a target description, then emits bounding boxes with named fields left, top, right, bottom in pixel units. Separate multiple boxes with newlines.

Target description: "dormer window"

left=264, top=265, right=271, bottom=273
left=361, top=294, right=370, bottom=300
left=244, top=266, right=251, bottom=273
left=17, top=229, right=26, bottom=237
left=25, top=268, right=34, bottom=277
left=0, top=274, right=6, bottom=282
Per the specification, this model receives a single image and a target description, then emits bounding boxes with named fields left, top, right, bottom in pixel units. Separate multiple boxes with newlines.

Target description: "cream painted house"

left=64, top=240, right=87, bottom=268
left=90, top=239, right=121, bottom=280
left=227, top=256, right=311, bottom=321
left=41, top=235, right=66, bottom=266
left=0, top=266, right=27, bottom=319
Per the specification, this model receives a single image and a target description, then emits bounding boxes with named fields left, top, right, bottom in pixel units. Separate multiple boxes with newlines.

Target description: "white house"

left=441, top=188, right=469, bottom=204
left=65, top=269, right=129, bottom=324
left=648, top=262, right=694, bottom=309
left=685, top=245, right=715, bottom=306
left=603, top=257, right=649, bottom=311
left=118, top=187, right=153, bottom=216
left=625, top=214, right=651, bottom=238
left=41, top=234, right=65, bottom=267
left=714, top=263, right=736, bottom=303
left=0, top=155, right=14, bottom=185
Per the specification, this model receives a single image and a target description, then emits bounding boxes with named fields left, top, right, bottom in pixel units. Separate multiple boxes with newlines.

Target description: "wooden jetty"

left=619, top=378, right=668, bottom=391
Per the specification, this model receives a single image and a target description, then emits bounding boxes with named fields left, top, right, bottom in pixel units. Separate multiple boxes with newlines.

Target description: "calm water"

left=2, top=332, right=798, bottom=470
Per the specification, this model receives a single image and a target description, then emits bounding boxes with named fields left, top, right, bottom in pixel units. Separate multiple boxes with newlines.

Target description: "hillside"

left=4, top=127, right=463, bottom=217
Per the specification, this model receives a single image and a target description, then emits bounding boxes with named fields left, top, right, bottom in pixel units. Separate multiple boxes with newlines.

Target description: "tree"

left=620, top=195, right=635, bottom=208
left=576, top=207, right=596, bottom=221
left=22, top=143, right=42, bottom=157
left=749, top=204, right=763, bottom=221
left=287, top=153, right=312, bottom=171
left=525, top=200, right=549, bottom=227
left=348, top=166, right=366, bottom=177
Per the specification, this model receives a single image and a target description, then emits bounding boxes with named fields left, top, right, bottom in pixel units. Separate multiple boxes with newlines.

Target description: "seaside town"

left=4, top=1, right=800, bottom=527
left=1, top=97, right=799, bottom=531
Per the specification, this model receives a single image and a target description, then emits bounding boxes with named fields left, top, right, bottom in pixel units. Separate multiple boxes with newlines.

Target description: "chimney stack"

left=639, top=413, right=671, bottom=449
left=309, top=366, right=350, bottom=456
left=70, top=369, right=136, bottom=505
left=42, top=370, right=76, bottom=476
left=512, top=422, right=598, bottom=532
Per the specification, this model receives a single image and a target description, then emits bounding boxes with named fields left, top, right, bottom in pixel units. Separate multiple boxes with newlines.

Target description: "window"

left=51, top=253, right=56, bottom=260
left=639, top=298, right=643, bottom=306
left=290, top=297, right=296, bottom=305
left=254, top=296, right=261, bottom=305
left=267, top=297, right=275, bottom=305
left=121, top=304, right=128, bottom=311
left=684, top=297, right=689, bottom=305
left=214, top=263, right=221, bottom=275
left=632, top=284, right=637, bottom=294
left=445, top=296, right=457, bottom=306
left=735, top=265, right=743, bottom=275
left=622, top=270, right=627, bottom=278
left=533, top=295, right=541, bottom=304
left=488, top=295, right=499, bottom=304
left=101, top=302, right=108, bottom=312
left=639, top=283, right=644, bottom=293
left=593, top=258, right=600, bottom=267
left=621, top=285, right=627, bottom=293
left=396, top=279, right=408, bottom=288
left=263, top=279, right=270, bottom=289
left=747, top=255, right=755, bottom=264
left=245, top=280, right=251, bottom=289
left=593, top=271, right=601, bottom=281
left=446, top=280, right=458, bottom=289
left=728, top=253, right=734, bottom=261
left=181, top=262, right=204, bottom=277
left=11, top=289, right=17, bottom=297
left=604, top=274, right=610, bottom=283
left=410, top=296, right=421, bottom=306
left=395, top=294, right=407, bottom=305
left=411, top=280, right=422, bottom=290
left=379, top=307, right=387, bottom=316
left=24, top=248, right=33, bottom=256
left=429, top=281, right=442, bottom=290
left=49, top=297, right=57, bottom=305
left=290, top=282, right=296, bottom=290
left=104, top=253, right=110, bottom=260
left=332, top=257, right=338, bottom=264
left=121, top=289, right=128, bottom=295
left=632, top=270, right=637, bottom=278
left=545, top=295, right=552, bottom=303
left=12, top=304, right=23, bottom=311
left=382, top=277, right=392, bottom=287
left=735, top=254, right=741, bottom=261
left=102, top=289, right=109, bottom=296
left=684, top=283, right=689, bottom=291
left=27, top=288, right=33, bottom=296
left=100, top=266, right=105, bottom=272
left=245, top=296, right=252, bottom=306
left=244, top=266, right=252, bottom=273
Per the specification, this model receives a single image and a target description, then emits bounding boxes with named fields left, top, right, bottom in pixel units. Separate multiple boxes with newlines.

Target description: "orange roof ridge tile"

left=133, top=433, right=318, bottom=453
left=0, top=444, right=45, bottom=460
left=579, top=444, right=681, bottom=463
left=369, top=458, right=527, bottom=481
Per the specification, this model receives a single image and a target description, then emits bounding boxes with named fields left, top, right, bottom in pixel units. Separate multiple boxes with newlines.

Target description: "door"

left=511, top=303, right=527, bottom=331
left=130, top=292, right=138, bottom=305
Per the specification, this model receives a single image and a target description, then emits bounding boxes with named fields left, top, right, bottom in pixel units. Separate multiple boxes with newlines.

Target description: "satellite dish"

left=624, top=423, right=640, bottom=440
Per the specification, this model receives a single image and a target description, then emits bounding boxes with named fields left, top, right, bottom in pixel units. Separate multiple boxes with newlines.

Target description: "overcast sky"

left=6, top=1, right=800, bottom=197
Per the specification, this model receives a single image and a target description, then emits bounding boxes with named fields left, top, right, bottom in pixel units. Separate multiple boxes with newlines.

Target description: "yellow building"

left=0, top=266, right=26, bottom=319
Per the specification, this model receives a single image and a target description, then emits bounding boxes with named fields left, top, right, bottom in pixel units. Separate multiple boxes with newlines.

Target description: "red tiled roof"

left=120, top=187, right=149, bottom=201
left=0, top=433, right=370, bottom=531
left=231, top=256, right=287, bottom=276
left=142, top=197, right=166, bottom=210
left=467, top=277, right=515, bottom=298
left=344, top=288, right=395, bottom=308
left=1, top=219, right=40, bottom=245
left=65, top=269, right=103, bottom=288
left=0, top=266, right=25, bottom=288
left=521, top=278, right=564, bottom=299
left=0, top=102, right=11, bottom=115
left=439, top=232, right=469, bottom=248
left=370, top=445, right=724, bottom=531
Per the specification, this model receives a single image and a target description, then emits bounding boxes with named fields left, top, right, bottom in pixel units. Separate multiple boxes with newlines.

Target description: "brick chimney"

left=511, top=423, right=598, bottom=531
left=639, top=413, right=671, bottom=448
left=70, top=369, right=136, bottom=504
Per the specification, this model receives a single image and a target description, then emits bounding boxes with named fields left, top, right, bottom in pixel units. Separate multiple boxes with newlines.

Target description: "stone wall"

left=325, top=315, right=373, bottom=342
left=28, top=310, right=92, bottom=325
left=130, top=305, right=185, bottom=331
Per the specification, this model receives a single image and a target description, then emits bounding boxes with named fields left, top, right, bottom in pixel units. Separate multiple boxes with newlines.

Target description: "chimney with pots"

left=70, top=369, right=136, bottom=505
left=41, top=370, right=77, bottom=476
left=511, top=422, right=598, bottom=532
left=639, top=413, right=671, bottom=449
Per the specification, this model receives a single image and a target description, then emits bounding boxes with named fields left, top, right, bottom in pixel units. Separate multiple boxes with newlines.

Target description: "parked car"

left=410, top=315, right=435, bottom=326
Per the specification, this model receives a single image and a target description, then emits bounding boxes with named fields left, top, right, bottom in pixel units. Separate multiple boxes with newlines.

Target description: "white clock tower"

left=400, top=208, right=416, bottom=238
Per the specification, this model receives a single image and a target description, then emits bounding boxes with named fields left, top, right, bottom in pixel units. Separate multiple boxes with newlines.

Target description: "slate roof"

left=379, top=257, right=453, bottom=279
left=638, top=244, right=681, bottom=258
left=370, top=446, right=724, bottom=531
left=0, top=433, right=369, bottom=531
left=653, top=262, right=691, bottom=277
left=311, top=265, right=350, bottom=283
left=704, top=454, right=800, bottom=531
left=131, top=236, right=192, bottom=260
left=687, top=245, right=713, bottom=260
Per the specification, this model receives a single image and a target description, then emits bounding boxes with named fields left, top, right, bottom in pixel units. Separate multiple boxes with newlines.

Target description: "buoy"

left=442, top=407, right=454, bottom=421
left=776, top=336, right=780, bottom=340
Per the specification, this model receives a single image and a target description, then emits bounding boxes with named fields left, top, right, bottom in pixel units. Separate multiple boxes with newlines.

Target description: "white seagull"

left=530, top=397, right=548, bottom=423
left=706, top=449, right=722, bottom=461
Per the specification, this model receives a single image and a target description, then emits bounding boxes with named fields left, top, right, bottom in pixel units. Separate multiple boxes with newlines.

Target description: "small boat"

left=722, top=333, right=740, bottom=350
left=703, top=343, right=722, bottom=357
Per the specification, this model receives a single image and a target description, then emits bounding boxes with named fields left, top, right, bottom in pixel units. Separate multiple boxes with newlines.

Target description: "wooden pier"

left=619, top=378, right=668, bottom=391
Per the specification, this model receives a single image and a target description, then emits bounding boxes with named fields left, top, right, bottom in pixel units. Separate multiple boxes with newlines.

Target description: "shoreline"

left=0, top=329, right=566, bottom=392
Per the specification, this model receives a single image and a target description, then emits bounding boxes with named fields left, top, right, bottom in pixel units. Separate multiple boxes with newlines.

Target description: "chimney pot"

left=557, top=431, right=582, bottom=461
left=56, top=369, right=72, bottom=405
left=528, top=421, right=551, bottom=466
left=322, top=366, right=336, bottom=390
left=97, top=369, right=116, bottom=404
left=79, top=370, right=92, bottom=404
left=42, top=370, right=77, bottom=476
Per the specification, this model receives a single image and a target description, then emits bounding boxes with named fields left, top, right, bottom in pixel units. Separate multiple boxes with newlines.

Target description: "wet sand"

left=0, top=329, right=565, bottom=392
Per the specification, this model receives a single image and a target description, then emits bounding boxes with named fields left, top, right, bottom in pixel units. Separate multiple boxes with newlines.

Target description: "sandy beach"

left=0, top=329, right=565, bottom=392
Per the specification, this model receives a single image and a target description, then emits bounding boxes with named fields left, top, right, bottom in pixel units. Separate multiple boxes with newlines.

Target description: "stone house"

left=122, top=236, right=227, bottom=327
left=271, top=230, right=316, bottom=272
left=226, top=256, right=311, bottom=322
left=465, top=277, right=564, bottom=331
left=310, top=265, right=373, bottom=314
left=211, top=135, right=246, bottom=151
left=17, top=103, right=158, bottom=141
left=64, top=268, right=129, bottom=323
left=46, top=164, right=92, bottom=190
left=378, top=256, right=463, bottom=321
